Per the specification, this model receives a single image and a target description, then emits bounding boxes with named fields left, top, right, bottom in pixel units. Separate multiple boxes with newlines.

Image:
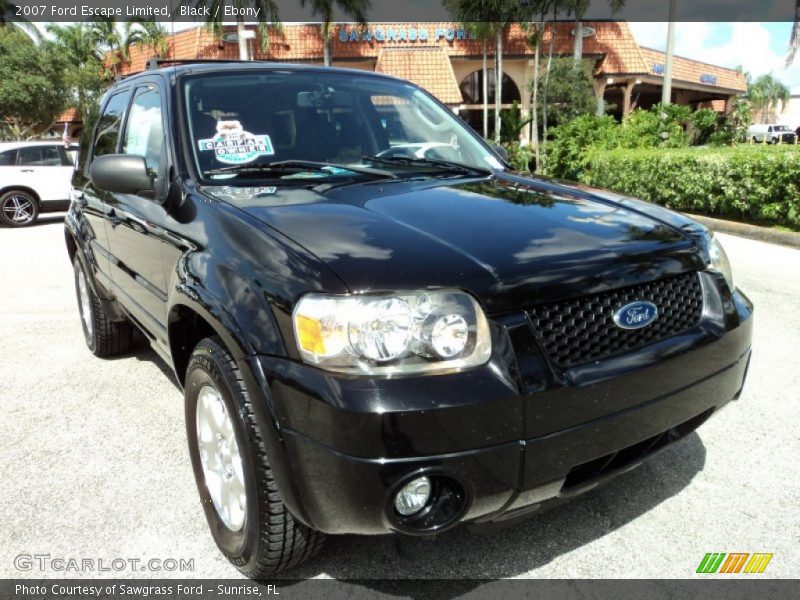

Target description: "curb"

left=684, top=213, right=800, bottom=250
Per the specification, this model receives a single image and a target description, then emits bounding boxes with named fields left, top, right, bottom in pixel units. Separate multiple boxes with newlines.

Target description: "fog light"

left=394, top=476, right=432, bottom=516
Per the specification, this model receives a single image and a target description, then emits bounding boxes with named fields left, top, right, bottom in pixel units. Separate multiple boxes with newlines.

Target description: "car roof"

left=116, top=60, right=407, bottom=87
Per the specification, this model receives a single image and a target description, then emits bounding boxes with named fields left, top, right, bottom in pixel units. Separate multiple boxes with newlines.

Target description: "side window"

left=18, top=146, right=62, bottom=167
left=0, top=149, right=17, bottom=166
left=93, top=91, right=131, bottom=158
left=121, top=85, right=164, bottom=172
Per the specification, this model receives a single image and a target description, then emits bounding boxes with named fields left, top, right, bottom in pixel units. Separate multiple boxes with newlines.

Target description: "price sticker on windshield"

left=198, top=120, right=275, bottom=165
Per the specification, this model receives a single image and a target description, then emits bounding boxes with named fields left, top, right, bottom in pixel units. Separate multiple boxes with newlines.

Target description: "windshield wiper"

left=205, top=160, right=396, bottom=179
left=362, top=155, right=491, bottom=177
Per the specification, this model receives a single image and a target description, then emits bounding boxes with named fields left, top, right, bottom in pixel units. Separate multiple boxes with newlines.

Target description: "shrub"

left=546, top=115, right=619, bottom=180
left=502, top=141, right=535, bottom=172
left=689, top=108, right=720, bottom=145
left=617, top=104, right=690, bottom=149
left=582, top=146, right=800, bottom=227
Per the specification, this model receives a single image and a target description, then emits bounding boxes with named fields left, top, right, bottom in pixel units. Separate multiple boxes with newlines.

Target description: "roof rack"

left=146, top=58, right=273, bottom=70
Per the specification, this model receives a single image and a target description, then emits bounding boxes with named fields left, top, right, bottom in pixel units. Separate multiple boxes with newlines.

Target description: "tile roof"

left=117, top=22, right=746, bottom=99
left=638, top=47, right=746, bottom=92
left=374, top=47, right=462, bottom=104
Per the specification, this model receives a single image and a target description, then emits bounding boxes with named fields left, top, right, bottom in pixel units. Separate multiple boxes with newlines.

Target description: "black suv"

left=66, top=62, right=753, bottom=576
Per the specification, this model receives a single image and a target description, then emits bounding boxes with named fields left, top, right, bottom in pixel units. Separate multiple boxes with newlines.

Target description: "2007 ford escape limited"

left=65, top=62, right=752, bottom=576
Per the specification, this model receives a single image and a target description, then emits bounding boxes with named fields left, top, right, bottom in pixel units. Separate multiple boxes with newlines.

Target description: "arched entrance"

left=458, top=68, right=521, bottom=140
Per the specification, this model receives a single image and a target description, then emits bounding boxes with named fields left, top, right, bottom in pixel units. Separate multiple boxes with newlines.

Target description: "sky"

left=34, top=21, right=800, bottom=94
left=628, top=22, right=800, bottom=94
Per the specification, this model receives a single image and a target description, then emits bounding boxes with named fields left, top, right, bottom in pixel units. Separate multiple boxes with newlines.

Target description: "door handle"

left=21, top=169, right=34, bottom=173
left=105, top=210, right=123, bottom=227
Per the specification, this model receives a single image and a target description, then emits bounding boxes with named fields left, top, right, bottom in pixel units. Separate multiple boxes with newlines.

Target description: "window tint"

left=0, top=149, right=17, bottom=166
left=94, top=91, right=130, bottom=158
left=18, top=145, right=62, bottom=167
left=121, top=86, right=164, bottom=172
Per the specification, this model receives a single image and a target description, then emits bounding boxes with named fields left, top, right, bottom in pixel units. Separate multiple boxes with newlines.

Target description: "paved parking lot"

left=0, top=217, right=798, bottom=580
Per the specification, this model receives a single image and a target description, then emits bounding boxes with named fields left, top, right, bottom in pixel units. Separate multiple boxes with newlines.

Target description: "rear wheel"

left=73, top=258, right=133, bottom=357
left=185, top=337, right=324, bottom=576
left=0, top=190, right=38, bottom=227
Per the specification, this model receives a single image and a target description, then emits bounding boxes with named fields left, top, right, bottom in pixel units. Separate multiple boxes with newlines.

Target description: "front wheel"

left=185, top=337, right=324, bottom=576
left=0, top=190, right=38, bottom=227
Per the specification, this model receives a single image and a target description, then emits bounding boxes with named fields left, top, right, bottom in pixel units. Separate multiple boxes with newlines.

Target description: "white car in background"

left=746, top=124, right=797, bottom=145
left=0, top=141, right=77, bottom=227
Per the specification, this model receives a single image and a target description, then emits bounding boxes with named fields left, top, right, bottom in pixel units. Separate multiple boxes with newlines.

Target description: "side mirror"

left=90, top=155, right=153, bottom=195
left=492, top=143, right=509, bottom=162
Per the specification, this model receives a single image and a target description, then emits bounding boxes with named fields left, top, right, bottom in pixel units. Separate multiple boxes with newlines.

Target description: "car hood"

left=204, top=173, right=706, bottom=313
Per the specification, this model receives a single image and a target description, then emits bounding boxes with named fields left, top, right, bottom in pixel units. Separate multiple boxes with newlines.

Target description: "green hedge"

left=581, top=146, right=800, bottom=227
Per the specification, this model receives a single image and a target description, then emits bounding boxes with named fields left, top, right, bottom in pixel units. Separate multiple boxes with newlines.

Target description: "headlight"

left=292, top=290, right=491, bottom=375
left=708, top=234, right=734, bottom=290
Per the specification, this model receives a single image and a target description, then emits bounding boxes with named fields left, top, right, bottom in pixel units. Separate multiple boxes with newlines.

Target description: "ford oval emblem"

left=613, top=301, right=659, bottom=330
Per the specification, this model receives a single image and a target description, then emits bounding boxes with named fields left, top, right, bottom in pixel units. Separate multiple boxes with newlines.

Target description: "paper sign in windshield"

left=198, top=120, right=274, bottom=165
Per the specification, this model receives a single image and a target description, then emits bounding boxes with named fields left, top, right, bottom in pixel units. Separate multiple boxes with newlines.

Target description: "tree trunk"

left=542, top=19, right=557, bottom=174
left=482, top=40, right=488, bottom=139
left=322, top=23, right=331, bottom=66
left=573, top=18, right=583, bottom=62
left=237, top=19, right=249, bottom=60
left=495, top=28, right=503, bottom=144
left=531, top=25, right=541, bottom=170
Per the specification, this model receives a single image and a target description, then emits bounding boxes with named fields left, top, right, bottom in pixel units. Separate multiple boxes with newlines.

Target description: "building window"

left=459, top=69, right=521, bottom=105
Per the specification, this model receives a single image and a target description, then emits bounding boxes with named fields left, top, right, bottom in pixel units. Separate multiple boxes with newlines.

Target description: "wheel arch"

left=0, top=186, right=41, bottom=205
left=167, top=301, right=252, bottom=387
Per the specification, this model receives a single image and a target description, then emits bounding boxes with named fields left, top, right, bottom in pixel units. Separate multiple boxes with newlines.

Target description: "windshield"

left=182, top=70, right=502, bottom=184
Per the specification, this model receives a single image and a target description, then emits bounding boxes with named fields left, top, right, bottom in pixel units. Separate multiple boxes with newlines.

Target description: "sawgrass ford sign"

left=338, top=26, right=477, bottom=43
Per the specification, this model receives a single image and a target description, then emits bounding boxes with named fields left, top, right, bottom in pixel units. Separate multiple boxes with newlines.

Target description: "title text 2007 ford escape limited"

left=65, top=62, right=752, bottom=577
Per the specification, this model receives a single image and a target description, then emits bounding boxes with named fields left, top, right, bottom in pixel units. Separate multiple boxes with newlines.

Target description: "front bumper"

left=244, top=277, right=753, bottom=535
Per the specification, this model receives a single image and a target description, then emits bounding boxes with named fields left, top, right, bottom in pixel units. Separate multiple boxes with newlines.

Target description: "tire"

left=73, top=257, right=133, bottom=357
left=185, top=337, right=324, bottom=577
left=0, top=190, right=38, bottom=227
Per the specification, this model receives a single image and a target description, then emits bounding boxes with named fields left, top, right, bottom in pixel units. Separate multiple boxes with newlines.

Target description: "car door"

left=103, top=82, right=170, bottom=343
left=77, top=89, right=133, bottom=285
left=15, top=145, right=69, bottom=204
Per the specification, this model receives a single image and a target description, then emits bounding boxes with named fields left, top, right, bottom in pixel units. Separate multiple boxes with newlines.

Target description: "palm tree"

left=747, top=73, right=790, bottom=123
left=46, top=23, right=105, bottom=118
left=184, top=0, right=281, bottom=60
left=445, top=0, right=514, bottom=142
left=0, top=1, right=39, bottom=41
left=300, top=0, right=369, bottom=67
left=90, top=18, right=143, bottom=78
left=135, top=21, right=170, bottom=60
left=519, top=1, right=558, bottom=171
left=567, top=0, right=624, bottom=62
left=788, top=0, right=799, bottom=66
left=47, top=23, right=102, bottom=65
left=463, top=21, right=496, bottom=139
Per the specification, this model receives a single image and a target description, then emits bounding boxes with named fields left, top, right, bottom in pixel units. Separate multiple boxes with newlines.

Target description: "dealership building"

left=60, top=21, right=747, bottom=142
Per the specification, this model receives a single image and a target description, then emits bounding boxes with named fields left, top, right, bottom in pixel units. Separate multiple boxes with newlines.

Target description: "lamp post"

left=661, top=0, right=677, bottom=105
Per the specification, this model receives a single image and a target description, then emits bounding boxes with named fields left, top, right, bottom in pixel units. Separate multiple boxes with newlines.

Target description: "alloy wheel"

left=196, top=385, right=247, bottom=531
left=2, top=195, right=34, bottom=225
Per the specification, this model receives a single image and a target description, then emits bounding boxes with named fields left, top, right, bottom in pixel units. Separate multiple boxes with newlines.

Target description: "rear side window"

left=0, top=149, right=17, bottom=166
left=93, top=91, right=131, bottom=158
left=17, top=145, right=62, bottom=167
left=121, top=85, right=164, bottom=172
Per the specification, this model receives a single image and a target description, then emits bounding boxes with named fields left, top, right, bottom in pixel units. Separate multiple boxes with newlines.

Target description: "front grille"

left=528, top=271, right=703, bottom=368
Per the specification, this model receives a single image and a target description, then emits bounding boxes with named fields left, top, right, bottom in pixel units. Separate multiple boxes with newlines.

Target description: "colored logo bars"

left=696, top=553, right=773, bottom=574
